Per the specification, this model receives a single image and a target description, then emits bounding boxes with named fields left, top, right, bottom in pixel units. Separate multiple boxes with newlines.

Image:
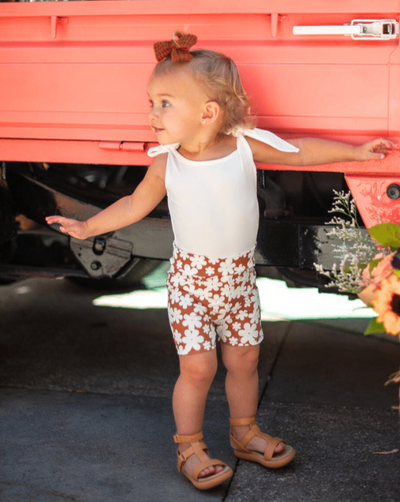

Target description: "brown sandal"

left=229, top=416, right=295, bottom=468
left=174, top=431, right=233, bottom=490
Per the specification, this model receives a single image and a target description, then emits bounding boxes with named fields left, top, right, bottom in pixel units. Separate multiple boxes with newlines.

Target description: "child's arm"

left=249, top=136, right=398, bottom=166
left=45, top=155, right=167, bottom=239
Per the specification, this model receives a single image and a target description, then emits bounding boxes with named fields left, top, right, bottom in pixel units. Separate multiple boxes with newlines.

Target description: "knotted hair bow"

left=154, top=32, right=197, bottom=63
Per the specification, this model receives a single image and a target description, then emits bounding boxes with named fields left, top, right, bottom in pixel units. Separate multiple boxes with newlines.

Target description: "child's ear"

left=201, top=101, right=221, bottom=124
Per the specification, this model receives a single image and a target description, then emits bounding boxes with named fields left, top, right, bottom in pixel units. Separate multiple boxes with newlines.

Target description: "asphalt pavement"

left=0, top=275, right=399, bottom=502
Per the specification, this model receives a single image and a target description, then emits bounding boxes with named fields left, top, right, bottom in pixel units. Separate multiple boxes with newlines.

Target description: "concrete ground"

left=0, top=276, right=399, bottom=501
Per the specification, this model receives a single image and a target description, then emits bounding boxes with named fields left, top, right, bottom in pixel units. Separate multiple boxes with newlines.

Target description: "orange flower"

left=372, top=273, right=400, bottom=336
left=360, top=252, right=394, bottom=288
left=371, top=252, right=395, bottom=284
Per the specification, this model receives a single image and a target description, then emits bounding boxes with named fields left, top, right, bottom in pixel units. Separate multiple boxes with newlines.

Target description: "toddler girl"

left=46, top=33, right=395, bottom=491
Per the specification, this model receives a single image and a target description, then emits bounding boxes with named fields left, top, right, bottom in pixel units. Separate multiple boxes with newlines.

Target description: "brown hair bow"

left=154, top=32, right=197, bottom=63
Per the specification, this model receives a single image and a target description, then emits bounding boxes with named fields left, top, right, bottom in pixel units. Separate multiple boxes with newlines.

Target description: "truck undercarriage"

left=1, top=159, right=350, bottom=290
left=1, top=0, right=399, bottom=291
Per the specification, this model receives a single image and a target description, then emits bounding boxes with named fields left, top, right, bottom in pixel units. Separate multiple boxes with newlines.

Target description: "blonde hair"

left=152, top=49, right=254, bottom=134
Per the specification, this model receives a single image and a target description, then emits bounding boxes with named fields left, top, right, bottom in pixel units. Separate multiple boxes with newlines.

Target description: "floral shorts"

left=166, top=246, right=264, bottom=356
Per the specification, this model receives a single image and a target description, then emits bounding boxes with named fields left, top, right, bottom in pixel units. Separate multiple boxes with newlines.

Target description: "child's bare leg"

left=173, top=350, right=224, bottom=478
left=221, top=344, right=284, bottom=454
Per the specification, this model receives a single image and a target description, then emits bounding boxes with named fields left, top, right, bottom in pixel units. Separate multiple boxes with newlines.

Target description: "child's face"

left=148, top=67, right=209, bottom=146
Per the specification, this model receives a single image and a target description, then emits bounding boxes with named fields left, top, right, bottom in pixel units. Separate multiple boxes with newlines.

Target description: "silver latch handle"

left=293, top=19, right=399, bottom=40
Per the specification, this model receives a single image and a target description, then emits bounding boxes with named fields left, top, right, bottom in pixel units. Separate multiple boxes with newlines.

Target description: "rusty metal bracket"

left=70, top=234, right=133, bottom=279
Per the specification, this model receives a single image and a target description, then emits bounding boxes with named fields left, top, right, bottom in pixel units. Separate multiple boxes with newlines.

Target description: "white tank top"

left=148, top=128, right=299, bottom=258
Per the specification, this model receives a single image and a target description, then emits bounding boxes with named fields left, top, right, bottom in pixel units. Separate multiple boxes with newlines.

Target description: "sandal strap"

left=176, top=438, right=227, bottom=479
left=173, top=431, right=203, bottom=444
left=263, top=435, right=284, bottom=461
left=238, top=423, right=259, bottom=448
left=229, top=415, right=256, bottom=427
left=230, top=421, right=259, bottom=452
left=230, top=418, right=286, bottom=461
left=177, top=441, right=208, bottom=472
left=192, top=457, right=228, bottom=481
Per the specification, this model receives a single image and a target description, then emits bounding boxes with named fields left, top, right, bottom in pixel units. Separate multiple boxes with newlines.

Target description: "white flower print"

left=218, top=258, right=236, bottom=276
left=195, top=285, right=212, bottom=301
left=182, top=264, right=198, bottom=276
left=169, top=288, right=182, bottom=304
left=249, top=307, right=260, bottom=324
left=225, top=304, right=233, bottom=313
left=170, top=274, right=186, bottom=287
left=182, top=312, right=202, bottom=330
left=209, top=294, right=225, bottom=311
left=179, top=294, right=194, bottom=309
left=181, top=329, right=204, bottom=352
left=244, top=283, right=254, bottom=296
left=215, top=320, right=227, bottom=331
left=169, top=246, right=261, bottom=355
left=208, top=276, right=222, bottom=291
left=220, top=283, right=232, bottom=298
left=183, top=280, right=196, bottom=296
left=194, top=303, right=207, bottom=315
left=231, top=284, right=245, bottom=299
left=209, top=327, right=216, bottom=345
left=190, top=255, right=207, bottom=269
left=231, top=302, right=241, bottom=313
left=235, top=264, right=246, bottom=275
left=217, top=311, right=233, bottom=324
left=172, top=329, right=182, bottom=344
left=216, top=323, right=231, bottom=342
left=250, top=290, right=260, bottom=304
left=169, top=307, right=183, bottom=324
left=236, top=310, right=248, bottom=321
left=239, top=271, right=251, bottom=285
left=239, top=323, right=259, bottom=345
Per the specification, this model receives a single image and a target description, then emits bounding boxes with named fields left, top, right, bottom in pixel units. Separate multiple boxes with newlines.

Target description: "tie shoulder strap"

left=231, top=127, right=299, bottom=153
left=147, top=143, right=180, bottom=158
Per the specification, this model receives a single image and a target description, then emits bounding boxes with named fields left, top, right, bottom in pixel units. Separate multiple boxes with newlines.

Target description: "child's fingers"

left=363, top=138, right=399, bottom=160
left=383, top=139, right=399, bottom=149
left=371, top=152, right=386, bottom=160
left=46, top=216, right=73, bottom=235
left=369, top=138, right=398, bottom=151
left=46, top=215, right=66, bottom=225
left=46, top=216, right=74, bottom=228
left=46, top=216, right=87, bottom=239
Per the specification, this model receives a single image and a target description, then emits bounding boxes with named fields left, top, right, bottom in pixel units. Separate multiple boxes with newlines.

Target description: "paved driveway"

left=1, top=277, right=399, bottom=501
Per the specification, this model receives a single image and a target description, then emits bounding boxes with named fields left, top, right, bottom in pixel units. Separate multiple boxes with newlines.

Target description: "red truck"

left=0, top=0, right=399, bottom=289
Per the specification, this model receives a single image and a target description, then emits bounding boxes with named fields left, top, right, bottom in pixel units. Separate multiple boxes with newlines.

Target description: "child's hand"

left=46, top=215, right=89, bottom=240
left=355, top=139, right=399, bottom=161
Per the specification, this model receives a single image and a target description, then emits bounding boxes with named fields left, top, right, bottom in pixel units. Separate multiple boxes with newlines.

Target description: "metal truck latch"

left=99, top=142, right=145, bottom=152
left=293, top=19, right=399, bottom=40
